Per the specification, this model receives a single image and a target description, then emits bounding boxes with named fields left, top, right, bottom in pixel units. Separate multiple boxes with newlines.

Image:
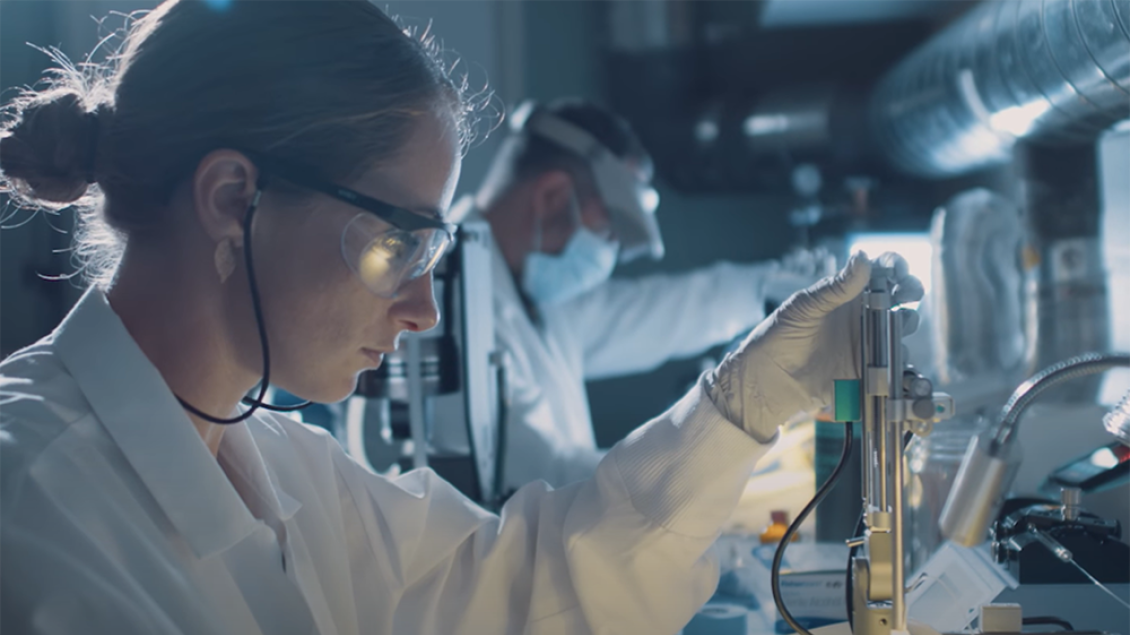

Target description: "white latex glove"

left=759, top=247, right=837, bottom=307
left=706, top=251, right=924, bottom=442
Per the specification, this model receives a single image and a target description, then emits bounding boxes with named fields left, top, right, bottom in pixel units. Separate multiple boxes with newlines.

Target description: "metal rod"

left=876, top=397, right=888, bottom=512
left=889, top=311, right=903, bottom=402
left=861, top=416, right=873, bottom=512
left=872, top=305, right=890, bottom=512
left=890, top=419, right=906, bottom=629
left=860, top=296, right=875, bottom=512
left=1065, top=556, right=1130, bottom=610
left=889, top=309, right=907, bottom=631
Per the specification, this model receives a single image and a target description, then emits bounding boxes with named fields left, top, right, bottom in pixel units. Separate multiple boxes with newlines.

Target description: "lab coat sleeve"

left=562, top=261, right=789, bottom=380
left=495, top=335, right=605, bottom=489
left=501, top=381, right=606, bottom=489
left=332, top=383, right=771, bottom=634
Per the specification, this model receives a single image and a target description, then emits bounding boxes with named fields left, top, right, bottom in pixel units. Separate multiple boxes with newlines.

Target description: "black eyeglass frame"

left=243, top=150, right=456, bottom=238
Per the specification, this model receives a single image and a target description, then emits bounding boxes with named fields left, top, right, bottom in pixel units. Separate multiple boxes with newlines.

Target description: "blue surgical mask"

left=521, top=199, right=619, bottom=306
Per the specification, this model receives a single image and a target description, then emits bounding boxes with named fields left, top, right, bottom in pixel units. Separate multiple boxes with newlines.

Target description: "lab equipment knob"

left=903, top=371, right=933, bottom=399
left=912, top=398, right=936, bottom=421
left=791, top=163, right=822, bottom=198
left=1060, top=487, right=1082, bottom=521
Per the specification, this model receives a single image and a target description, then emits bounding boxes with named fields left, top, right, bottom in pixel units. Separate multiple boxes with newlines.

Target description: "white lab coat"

left=449, top=199, right=808, bottom=493
left=0, top=288, right=773, bottom=635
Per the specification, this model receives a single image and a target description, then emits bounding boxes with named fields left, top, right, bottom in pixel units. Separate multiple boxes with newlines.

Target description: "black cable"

left=176, top=189, right=311, bottom=424
left=236, top=191, right=312, bottom=415
left=1023, top=616, right=1075, bottom=631
left=772, top=421, right=854, bottom=635
left=243, top=397, right=311, bottom=412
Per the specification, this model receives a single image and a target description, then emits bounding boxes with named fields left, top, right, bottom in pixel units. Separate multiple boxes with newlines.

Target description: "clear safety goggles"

left=340, top=213, right=452, bottom=297
left=250, top=152, right=456, bottom=298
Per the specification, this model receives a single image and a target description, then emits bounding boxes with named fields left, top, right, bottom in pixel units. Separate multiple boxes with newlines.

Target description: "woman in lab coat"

left=0, top=2, right=920, bottom=634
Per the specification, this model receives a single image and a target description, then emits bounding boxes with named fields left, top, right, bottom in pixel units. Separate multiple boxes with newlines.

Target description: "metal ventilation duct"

left=607, top=0, right=696, bottom=52
left=871, top=0, right=1130, bottom=178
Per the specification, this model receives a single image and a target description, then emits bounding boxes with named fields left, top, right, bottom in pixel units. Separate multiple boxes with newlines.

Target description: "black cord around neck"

left=176, top=190, right=311, bottom=425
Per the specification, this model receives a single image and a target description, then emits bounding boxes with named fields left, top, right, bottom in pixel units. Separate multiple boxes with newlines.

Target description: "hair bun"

left=1, top=90, right=101, bottom=205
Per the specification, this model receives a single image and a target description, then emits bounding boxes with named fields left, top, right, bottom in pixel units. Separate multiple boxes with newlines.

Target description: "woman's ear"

left=192, top=149, right=260, bottom=244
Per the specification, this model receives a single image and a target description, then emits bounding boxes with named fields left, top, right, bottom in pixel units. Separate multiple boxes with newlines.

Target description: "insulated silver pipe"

left=871, top=0, right=1130, bottom=178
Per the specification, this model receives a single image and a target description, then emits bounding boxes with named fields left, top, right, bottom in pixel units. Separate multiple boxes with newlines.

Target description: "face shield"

left=514, top=103, right=664, bottom=262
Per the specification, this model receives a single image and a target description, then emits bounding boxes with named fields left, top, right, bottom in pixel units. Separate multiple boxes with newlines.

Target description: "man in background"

left=446, top=99, right=822, bottom=493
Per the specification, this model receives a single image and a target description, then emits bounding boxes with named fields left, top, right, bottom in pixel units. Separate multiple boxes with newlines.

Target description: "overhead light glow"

left=990, top=101, right=1052, bottom=137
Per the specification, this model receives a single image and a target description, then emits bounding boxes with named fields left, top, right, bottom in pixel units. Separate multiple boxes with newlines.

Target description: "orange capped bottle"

left=759, top=510, right=799, bottom=544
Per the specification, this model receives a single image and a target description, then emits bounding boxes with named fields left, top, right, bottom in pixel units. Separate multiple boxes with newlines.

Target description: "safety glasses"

left=248, top=152, right=456, bottom=298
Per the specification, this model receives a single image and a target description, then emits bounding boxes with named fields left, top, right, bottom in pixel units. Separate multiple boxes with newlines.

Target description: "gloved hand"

left=761, top=247, right=838, bottom=307
left=706, top=252, right=924, bottom=442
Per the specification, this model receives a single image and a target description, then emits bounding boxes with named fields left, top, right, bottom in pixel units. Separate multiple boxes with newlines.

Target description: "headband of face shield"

left=511, top=101, right=664, bottom=262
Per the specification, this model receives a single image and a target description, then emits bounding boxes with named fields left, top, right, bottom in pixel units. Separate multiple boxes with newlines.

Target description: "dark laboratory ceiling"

left=757, top=0, right=976, bottom=29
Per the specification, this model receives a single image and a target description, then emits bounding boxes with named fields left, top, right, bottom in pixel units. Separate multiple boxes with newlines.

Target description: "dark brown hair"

left=0, top=0, right=485, bottom=284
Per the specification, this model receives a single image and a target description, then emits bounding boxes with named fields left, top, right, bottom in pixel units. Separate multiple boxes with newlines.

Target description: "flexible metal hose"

left=993, top=352, right=1130, bottom=450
